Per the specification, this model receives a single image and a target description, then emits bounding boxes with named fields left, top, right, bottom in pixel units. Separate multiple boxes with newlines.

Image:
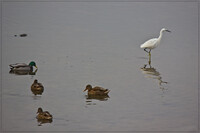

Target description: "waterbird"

left=14, top=33, right=27, bottom=37
left=20, top=34, right=27, bottom=37
left=9, top=61, right=37, bottom=71
left=36, top=107, right=53, bottom=120
left=140, top=28, right=171, bottom=56
left=31, top=79, right=44, bottom=95
left=83, top=84, right=110, bottom=96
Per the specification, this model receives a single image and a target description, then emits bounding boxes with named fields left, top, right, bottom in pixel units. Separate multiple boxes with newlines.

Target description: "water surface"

left=1, top=1, right=199, bottom=132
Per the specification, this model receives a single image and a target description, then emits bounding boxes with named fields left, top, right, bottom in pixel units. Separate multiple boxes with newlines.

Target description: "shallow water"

left=1, top=1, right=199, bottom=132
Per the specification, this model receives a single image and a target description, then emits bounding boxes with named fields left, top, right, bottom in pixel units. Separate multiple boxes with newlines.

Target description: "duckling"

left=36, top=107, right=52, bottom=120
left=31, top=79, right=44, bottom=95
left=83, top=84, right=110, bottom=96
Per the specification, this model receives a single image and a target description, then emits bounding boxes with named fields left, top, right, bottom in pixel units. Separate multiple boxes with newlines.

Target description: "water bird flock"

left=9, top=28, right=170, bottom=126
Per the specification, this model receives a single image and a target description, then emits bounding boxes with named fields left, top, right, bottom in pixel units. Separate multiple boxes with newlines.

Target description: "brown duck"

left=83, top=84, right=110, bottom=96
left=31, top=79, right=44, bottom=95
left=36, top=107, right=53, bottom=120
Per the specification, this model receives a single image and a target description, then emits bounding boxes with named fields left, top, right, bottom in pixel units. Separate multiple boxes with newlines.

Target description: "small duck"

left=36, top=107, right=53, bottom=120
left=83, top=84, right=110, bottom=96
left=9, top=61, right=37, bottom=71
left=31, top=79, right=44, bottom=95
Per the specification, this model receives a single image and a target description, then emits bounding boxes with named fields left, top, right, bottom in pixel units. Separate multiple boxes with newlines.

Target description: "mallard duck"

left=83, top=84, right=110, bottom=96
left=31, top=79, right=44, bottom=95
left=9, top=61, right=37, bottom=71
left=9, top=69, right=38, bottom=75
left=36, top=107, right=52, bottom=120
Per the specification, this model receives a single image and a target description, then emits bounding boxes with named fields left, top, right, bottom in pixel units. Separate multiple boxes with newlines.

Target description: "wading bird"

left=140, top=28, right=171, bottom=56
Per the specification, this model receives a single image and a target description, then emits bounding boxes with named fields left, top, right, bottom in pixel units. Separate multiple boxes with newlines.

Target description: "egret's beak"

left=83, top=88, right=88, bottom=92
left=166, top=30, right=171, bottom=33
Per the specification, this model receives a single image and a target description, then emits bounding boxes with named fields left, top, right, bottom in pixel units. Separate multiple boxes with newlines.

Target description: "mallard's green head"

left=29, top=61, right=37, bottom=69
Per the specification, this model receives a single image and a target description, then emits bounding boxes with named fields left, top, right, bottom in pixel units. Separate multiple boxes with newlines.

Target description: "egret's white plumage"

left=140, top=28, right=171, bottom=53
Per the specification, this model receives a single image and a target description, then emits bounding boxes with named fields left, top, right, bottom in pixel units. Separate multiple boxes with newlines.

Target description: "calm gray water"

left=1, top=1, right=199, bottom=132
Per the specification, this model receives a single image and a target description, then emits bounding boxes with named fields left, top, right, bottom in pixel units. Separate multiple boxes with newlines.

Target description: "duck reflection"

left=140, top=58, right=168, bottom=93
left=85, top=95, right=109, bottom=106
left=37, top=119, right=53, bottom=126
left=31, top=89, right=43, bottom=95
left=9, top=69, right=37, bottom=75
left=85, top=94, right=109, bottom=101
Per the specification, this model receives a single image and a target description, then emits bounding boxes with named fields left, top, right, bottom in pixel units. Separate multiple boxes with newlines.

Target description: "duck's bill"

left=83, top=88, right=87, bottom=92
left=35, top=66, right=38, bottom=69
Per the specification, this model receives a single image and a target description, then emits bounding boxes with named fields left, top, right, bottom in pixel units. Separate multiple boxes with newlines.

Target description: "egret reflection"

left=141, top=58, right=168, bottom=93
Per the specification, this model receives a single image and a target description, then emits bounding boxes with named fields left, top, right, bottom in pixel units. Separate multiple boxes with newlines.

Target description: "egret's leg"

left=148, top=49, right=151, bottom=56
left=148, top=49, right=151, bottom=65
left=148, top=56, right=151, bottom=66
left=144, top=48, right=149, bottom=53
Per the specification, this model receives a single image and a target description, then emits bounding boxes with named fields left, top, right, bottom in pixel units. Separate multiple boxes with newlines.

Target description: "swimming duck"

left=83, top=84, right=110, bottom=96
left=9, top=61, right=37, bottom=71
left=36, top=107, right=52, bottom=120
left=31, top=79, right=44, bottom=95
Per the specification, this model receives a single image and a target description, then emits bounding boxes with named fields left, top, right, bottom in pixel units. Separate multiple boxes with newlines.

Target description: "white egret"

left=140, top=28, right=171, bottom=55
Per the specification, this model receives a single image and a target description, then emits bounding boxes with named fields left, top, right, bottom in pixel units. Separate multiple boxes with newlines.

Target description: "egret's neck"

left=158, top=30, right=164, bottom=42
